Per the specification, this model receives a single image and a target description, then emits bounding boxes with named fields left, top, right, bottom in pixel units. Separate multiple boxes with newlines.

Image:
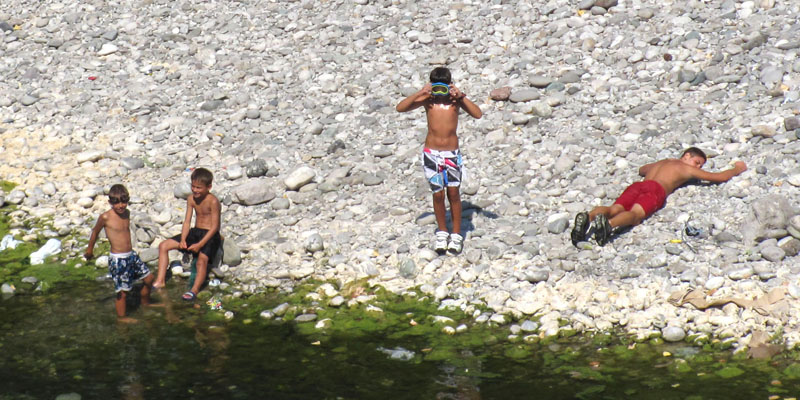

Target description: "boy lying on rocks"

left=570, top=147, right=747, bottom=246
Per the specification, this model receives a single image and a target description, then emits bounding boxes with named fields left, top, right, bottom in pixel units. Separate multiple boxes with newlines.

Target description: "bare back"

left=101, top=209, right=133, bottom=253
left=190, top=193, right=221, bottom=231
left=640, top=157, right=745, bottom=195
left=641, top=159, right=697, bottom=195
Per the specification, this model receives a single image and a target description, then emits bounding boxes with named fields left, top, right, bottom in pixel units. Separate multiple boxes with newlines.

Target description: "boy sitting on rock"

left=571, top=147, right=747, bottom=246
left=154, top=168, right=221, bottom=301
left=396, top=67, right=483, bottom=255
left=85, top=184, right=156, bottom=322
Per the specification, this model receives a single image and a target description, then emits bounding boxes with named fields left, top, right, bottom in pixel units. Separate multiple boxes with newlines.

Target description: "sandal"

left=570, top=212, right=590, bottom=246
left=182, top=291, right=197, bottom=301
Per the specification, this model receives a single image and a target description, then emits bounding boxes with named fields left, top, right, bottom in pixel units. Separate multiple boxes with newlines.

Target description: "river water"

left=2, top=277, right=798, bottom=400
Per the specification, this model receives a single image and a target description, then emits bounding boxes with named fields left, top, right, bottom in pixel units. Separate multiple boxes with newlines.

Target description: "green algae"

left=5, top=206, right=800, bottom=398
left=716, top=366, right=745, bottom=378
left=783, top=363, right=800, bottom=379
left=0, top=180, right=15, bottom=193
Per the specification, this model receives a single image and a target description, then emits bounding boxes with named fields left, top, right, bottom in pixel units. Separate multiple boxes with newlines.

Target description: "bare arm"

left=396, top=83, right=432, bottom=112
left=449, top=85, right=482, bottom=119
left=179, top=199, right=194, bottom=250
left=691, top=161, right=747, bottom=183
left=84, top=214, right=106, bottom=259
left=638, top=161, right=658, bottom=177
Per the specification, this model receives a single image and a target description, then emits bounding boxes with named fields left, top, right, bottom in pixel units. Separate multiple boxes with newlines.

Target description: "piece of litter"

left=0, top=234, right=22, bottom=251
left=206, top=297, right=223, bottom=310
left=29, top=239, right=61, bottom=265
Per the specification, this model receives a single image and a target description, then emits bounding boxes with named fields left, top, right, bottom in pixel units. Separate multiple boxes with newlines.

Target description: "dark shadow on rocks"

left=416, top=200, right=500, bottom=238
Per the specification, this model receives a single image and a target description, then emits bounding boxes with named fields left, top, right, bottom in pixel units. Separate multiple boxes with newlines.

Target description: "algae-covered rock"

left=715, top=366, right=745, bottom=378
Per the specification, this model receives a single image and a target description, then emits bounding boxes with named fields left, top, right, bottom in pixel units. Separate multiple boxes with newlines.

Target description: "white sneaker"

left=447, top=233, right=463, bottom=254
left=434, top=231, right=449, bottom=254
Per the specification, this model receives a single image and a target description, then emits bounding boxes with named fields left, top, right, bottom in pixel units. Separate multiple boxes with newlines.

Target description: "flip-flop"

left=182, top=291, right=197, bottom=301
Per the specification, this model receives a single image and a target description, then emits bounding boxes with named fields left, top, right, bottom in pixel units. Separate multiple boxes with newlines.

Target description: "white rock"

left=98, top=43, right=118, bottom=56
left=284, top=166, right=315, bottom=190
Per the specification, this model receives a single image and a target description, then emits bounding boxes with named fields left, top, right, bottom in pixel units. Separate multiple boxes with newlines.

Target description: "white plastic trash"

left=29, top=238, right=62, bottom=265
left=0, top=234, right=22, bottom=251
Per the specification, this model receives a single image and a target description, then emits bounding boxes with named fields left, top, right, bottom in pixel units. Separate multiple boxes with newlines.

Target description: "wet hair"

left=429, top=67, right=452, bottom=84
left=681, top=147, right=707, bottom=162
left=108, top=184, right=129, bottom=197
left=191, top=167, right=213, bottom=186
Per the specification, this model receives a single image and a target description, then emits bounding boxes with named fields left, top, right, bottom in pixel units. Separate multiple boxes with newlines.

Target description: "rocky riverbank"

left=2, top=0, right=800, bottom=351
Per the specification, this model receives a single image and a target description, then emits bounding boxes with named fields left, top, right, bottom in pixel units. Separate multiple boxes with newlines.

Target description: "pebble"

left=662, top=326, right=686, bottom=342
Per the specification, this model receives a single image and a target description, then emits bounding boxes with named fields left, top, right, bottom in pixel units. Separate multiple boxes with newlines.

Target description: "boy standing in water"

left=396, top=67, right=483, bottom=254
left=85, top=184, right=155, bottom=322
left=570, top=147, right=747, bottom=246
left=154, top=168, right=221, bottom=301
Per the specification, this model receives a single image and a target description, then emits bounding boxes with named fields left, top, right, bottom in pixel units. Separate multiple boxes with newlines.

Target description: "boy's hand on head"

left=416, top=83, right=432, bottom=101
left=449, top=85, right=466, bottom=100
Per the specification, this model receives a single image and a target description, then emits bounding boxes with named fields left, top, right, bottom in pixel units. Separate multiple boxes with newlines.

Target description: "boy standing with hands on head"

left=85, top=184, right=155, bottom=322
left=154, top=168, right=221, bottom=301
left=396, top=67, right=483, bottom=255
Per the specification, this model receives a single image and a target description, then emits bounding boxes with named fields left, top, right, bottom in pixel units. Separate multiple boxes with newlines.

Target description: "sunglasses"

left=109, top=195, right=130, bottom=204
left=431, top=82, right=449, bottom=96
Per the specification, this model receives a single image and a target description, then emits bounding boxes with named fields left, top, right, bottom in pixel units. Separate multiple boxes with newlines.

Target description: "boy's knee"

left=432, top=191, right=446, bottom=201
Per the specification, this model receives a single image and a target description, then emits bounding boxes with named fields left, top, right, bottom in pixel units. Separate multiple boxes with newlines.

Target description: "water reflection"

left=1, top=280, right=798, bottom=399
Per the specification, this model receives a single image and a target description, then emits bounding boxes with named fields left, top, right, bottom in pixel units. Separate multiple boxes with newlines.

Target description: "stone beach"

left=2, top=0, right=800, bottom=352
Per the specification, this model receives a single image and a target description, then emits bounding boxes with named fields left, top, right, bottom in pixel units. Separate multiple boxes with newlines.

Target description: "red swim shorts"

left=613, top=180, right=666, bottom=217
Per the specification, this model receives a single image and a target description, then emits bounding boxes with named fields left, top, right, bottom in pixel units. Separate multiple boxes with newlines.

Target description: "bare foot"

left=117, top=316, right=139, bottom=324
left=152, top=283, right=165, bottom=290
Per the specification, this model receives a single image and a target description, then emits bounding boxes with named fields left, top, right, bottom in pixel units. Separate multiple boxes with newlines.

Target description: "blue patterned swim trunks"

left=108, top=251, right=151, bottom=292
left=422, top=148, right=463, bottom=193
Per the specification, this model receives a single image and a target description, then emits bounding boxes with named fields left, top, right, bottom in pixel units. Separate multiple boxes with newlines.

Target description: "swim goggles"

left=431, top=82, right=449, bottom=96
left=108, top=195, right=130, bottom=204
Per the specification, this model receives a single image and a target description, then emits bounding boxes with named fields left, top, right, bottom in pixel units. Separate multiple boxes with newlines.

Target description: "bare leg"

left=609, top=204, right=647, bottom=229
left=115, top=291, right=137, bottom=323
left=140, top=273, right=156, bottom=306
left=115, top=290, right=127, bottom=317
left=432, top=190, right=448, bottom=233
left=446, top=187, right=461, bottom=234
left=589, top=204, right=624, bottom=221
left=155, top=239, right=180, bottom=288
left=188, top=253, right=209, bottom=296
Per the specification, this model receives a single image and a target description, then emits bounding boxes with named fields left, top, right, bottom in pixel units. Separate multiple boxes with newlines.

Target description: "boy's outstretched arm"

left=84, top=214, right=106, bottom=259
left=692, top=161, right=747, bottom=183
left=396, top=83, right=432, bottom=112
